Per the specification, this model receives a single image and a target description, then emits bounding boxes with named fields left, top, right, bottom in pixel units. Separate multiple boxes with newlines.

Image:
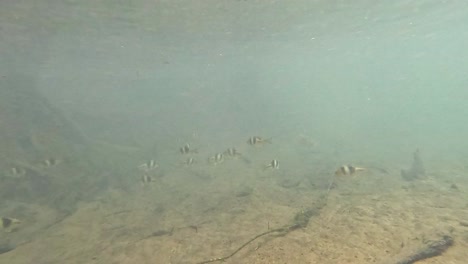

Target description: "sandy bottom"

left=2, top=154, right=468, bottom=264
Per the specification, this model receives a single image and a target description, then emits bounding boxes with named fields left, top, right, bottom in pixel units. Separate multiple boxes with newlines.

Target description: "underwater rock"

left=401, top=149, right=426, bottom=181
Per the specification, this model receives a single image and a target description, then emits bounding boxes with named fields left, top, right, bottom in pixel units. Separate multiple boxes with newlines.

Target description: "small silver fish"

left=335, top=165, right=365, bottom=176
left=208, top=153, right=224, bottom=165
left=247, top=136, right=272, bottom=146
left=180, top=143, right=198, bottom=154
left=41, top=158, right=60, bottom=168
left=265, top=159, right=279, bottom=169
left=224, top=148, right=251, bottom=164
left=184, top=157, right=195, bottom=165
left=141, top=173, right=152, bottom=184
left=180, top=143, right=190, bottom=154
left=138, top=160, right=159, bottom=172
left=10, top=167, right=26, bottom=177
left=224, top=147, right=241, bottom=157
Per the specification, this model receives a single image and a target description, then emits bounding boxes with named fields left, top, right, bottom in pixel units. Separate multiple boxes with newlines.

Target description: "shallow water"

left=1, top=1, right=468, bottom=263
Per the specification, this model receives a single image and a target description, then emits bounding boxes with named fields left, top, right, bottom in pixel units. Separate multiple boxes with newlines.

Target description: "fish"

left=1, top=217, right=21, bottom=232
left=247, top=136, right=272, bottom=146
left=138, top=160, right=159, bottom=172
left=334, top=165, right=366, bottom=176
left=9, top=166, right=26, bottom=177
left=40, top=158, right=61, bottom=168
left=208, top=153, right=224, bottom=165
left=184, top=157, right=195, bottom=165
left=179, top=143, right=198, bottom=154
left=223, top=148, right=251, bottom=164
left=224, top=148, right=241, bottom=157
left=141, top=173, right=152, bottom=184
left=180, top=144, right=190, bottom=154
left=265, top=159, right=279, bottom=169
